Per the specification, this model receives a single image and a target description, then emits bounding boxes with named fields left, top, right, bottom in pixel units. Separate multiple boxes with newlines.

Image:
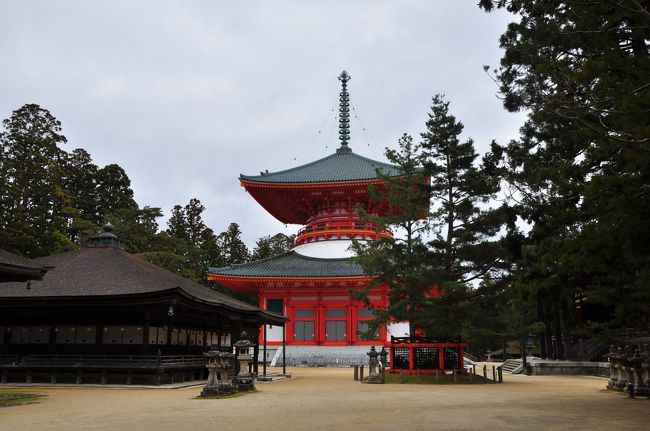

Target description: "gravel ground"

left=1, top=367, right=648, bottom=431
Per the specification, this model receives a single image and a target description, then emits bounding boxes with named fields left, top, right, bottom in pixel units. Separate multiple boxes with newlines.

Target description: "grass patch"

left=0, top=391, right=46, bottom=407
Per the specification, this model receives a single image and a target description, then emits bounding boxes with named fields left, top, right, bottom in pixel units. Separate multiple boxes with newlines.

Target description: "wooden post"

left=354, top=365, right=358, bottom=381
left=483, top=365, right=487, bottom=384
left=453, top=369, right=457, bottom=384
left=435, top=371, right=439, bottom=384
left=492, top=365, right=496, bottom=383
left=263, top=322, right=267, bottom=378
left=282, top=324, right=287, bottom=376
left=360, top=365, right=364, bottom=382
left=498, top=366, right=503, bottom=383
left=469, top=368, right=474, bottom=383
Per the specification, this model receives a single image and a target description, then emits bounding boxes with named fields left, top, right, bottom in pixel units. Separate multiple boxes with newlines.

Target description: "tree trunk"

left=553, top=298, right=564, bottom=360
left=561, top=296, right=573, bottom=359
left=537, top=298, right=547, bottom=359
left=543, top=300, right=553, bottom=359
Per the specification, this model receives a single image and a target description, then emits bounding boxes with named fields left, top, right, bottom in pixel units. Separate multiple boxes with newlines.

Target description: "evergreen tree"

left=480, top=0, right=650, bottom=346
left=422, top=95, right=507, bottom=284
left=217, top=223, right=249, bottom=266
left=95, top=164, right=137, bottom=218
left=251, top=233, right=295, bottom=260
left=0, top=104, right=72, bottom=256
left=352, top=134, right=435, bottom=335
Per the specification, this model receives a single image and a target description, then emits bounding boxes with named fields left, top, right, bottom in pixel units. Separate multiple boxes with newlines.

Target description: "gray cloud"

left=0, top=1, right=526, bottom=246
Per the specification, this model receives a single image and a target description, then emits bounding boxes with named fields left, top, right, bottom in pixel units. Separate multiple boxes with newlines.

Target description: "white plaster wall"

left=293, top=240, right=367, bottom=258
left=264, top=324, right=284, bottom=342
left=387, top=322, right=410, bottom=338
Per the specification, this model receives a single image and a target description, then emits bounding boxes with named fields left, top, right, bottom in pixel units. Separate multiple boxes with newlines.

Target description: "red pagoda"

left=209, top=71, right=409, bottom=347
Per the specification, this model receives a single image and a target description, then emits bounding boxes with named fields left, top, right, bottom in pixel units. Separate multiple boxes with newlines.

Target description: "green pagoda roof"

left=209, top=251, right=367, bottom=278
left=240, top=146, right=401, bottom=185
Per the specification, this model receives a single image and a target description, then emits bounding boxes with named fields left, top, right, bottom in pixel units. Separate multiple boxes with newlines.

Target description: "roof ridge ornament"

left=337, top=70, right=352, bottom=153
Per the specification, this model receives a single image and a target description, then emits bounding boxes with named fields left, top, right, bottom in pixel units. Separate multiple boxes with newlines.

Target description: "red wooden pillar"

left=409, top=346, right=415, bottom=371
left=438, top=346, right=445, bottom=370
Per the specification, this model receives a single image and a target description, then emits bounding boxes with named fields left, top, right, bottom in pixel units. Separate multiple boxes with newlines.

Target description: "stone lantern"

left=367, top=346, right=381, bottom=384
left=201, top=350, right=220, bottom=397
left=234, top=331, right=255, bottom=391
left=217, top=350, right=237, bottom=395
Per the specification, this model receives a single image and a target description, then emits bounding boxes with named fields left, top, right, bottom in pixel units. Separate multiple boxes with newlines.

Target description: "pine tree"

left=352, top=134, right=435, bottom=335
left=422, top=95, right=507, bottom=284
left=480, top=0, right=650, bottom=344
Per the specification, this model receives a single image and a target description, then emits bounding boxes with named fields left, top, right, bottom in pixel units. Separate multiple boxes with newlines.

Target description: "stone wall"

left=530, top=361, right=610, bottom=377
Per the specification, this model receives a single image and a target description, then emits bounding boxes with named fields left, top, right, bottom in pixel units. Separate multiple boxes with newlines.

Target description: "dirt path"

left=1, top=368, right=648, bottom=431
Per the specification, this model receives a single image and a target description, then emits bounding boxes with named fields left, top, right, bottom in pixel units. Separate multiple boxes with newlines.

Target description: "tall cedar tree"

left=480, top=1, right=650, bottom=351
left=0, top=104, right=72, bottom=256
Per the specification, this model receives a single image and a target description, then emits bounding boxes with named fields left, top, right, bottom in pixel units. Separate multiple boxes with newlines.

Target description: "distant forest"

left=0, top=104, right=294, bottom=291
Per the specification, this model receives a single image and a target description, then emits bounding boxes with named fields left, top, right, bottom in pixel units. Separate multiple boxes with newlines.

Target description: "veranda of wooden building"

left=0, top=225, right=285, bottom=385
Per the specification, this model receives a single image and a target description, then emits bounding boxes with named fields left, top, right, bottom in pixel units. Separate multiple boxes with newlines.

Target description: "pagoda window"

left=356, top=309, right=378, bottom=341
left=189, top=330, right=197, bottom=346
left=293, top=309, right=315, bottom=342
left=294, top=322, right=315, bottom=341
left=220, top=333, right=231, bottom=347
left=292, top=296, right=317, bottom=302
left=325, top=309, right=347, bottom=342
left=267, top=299, right=284, bottom=315
left=196, top=330, right=204, bottom=346
left=295, top=309, right=314, bottom=318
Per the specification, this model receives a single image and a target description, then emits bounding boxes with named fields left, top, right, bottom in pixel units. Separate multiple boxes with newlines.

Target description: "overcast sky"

left=0, top=1, right=526, bottom=247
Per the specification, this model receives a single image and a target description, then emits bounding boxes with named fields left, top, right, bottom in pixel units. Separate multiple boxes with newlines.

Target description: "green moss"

left=0, top=391, right=46, bottom=407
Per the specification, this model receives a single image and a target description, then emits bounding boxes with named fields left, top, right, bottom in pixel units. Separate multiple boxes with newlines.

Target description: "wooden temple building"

left=209, top=71, right=411, bottom=349
left=0, top=225, right=284, bottom=385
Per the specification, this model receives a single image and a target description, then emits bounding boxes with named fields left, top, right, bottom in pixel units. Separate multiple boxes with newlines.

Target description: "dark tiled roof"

left=0, top=246, right=261, bottom=314
left=0, top=249, right=48, bottom=282
left=209, top=251, right=367, bottom=278
left=240, top=146, right=401, bottom=185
